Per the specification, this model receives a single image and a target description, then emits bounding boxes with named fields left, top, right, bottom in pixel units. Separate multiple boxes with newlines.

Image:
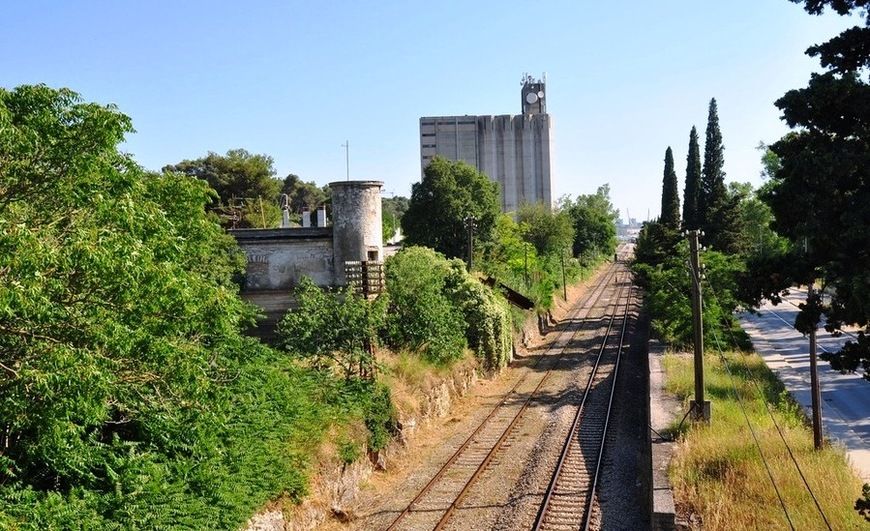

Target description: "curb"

left=648, top=339, right=678, bottom=531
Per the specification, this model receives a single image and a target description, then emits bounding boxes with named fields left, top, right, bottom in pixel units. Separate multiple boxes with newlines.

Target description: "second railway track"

left=533, top=283, right=634, bottom=530
left=384, top=262, right=636, bottom=531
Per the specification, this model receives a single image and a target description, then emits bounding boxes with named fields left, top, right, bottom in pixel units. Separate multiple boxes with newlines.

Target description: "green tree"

left=382, top=195, right=409, bottom=243
left=634, top=221, right=681, bottom=268
left=402, top=157, right=500, bottom=260
left=516, top=202, right=575, bottom=256
left=698, top=99, right=726, bottom=229
left=279, top=277, right=387, bottom=379
left=762, top=0, right=870, bottom=382
left=682, top=126, right=702, bottom=229
left=660, top=146, right=681, bottom=229
left=0, top=85, right=318, bottom=526
left=164, top=149, right=283, bottom=228
left=564, top=185, right=619, bottom=258
left=281, top=173, right=328, bottom=212
left=698, top=98, right=741, bottom=253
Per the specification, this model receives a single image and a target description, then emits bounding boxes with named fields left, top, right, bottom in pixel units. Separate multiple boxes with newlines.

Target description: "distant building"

left=419, top=74, right=553, bottom=213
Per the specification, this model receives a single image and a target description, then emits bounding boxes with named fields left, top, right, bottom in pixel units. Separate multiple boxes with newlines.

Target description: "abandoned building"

left=230, top=180, right=383, bottom=334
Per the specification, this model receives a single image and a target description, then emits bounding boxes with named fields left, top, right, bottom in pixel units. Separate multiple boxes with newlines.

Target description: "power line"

left=705, top=314, right=797, bottom=530
left=705, top=283, right=832, bottom=530
left=686, top=261, right=796, bottom=530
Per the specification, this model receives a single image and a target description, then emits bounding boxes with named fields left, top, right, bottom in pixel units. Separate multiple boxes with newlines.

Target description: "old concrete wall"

left=231, top=227, right=335, bottom=290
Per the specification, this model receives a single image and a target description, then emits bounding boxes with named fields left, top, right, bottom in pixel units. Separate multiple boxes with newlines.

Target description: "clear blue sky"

left=1, top=1, right=859, bottom=221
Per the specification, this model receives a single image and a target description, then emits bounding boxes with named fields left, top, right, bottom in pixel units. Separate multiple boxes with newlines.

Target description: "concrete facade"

left=231, top=227, right=335, bottom=290
left=231, top=180, right=384, bottom=291
left=419, top=79, right=553, bottom=213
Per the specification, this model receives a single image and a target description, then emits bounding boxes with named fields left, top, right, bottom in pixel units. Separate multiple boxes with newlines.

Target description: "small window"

left=367, top=250, right=379, bottom=261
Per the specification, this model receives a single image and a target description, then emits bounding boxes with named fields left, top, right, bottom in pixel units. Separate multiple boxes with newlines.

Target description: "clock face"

left=526, top=92, right=539, bottom=104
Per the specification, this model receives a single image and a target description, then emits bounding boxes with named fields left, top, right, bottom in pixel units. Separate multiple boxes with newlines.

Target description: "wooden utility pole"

left=464, top=215, right=477, bottom=271
left=808, top=285, right=824, bottom=449
left=524, top=244, right=530, bottom=288
left=687, top=230, right=710, bottom=421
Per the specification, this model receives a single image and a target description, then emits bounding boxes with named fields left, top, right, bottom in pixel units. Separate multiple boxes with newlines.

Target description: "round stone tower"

left=329, top=180, right=383, bottom=285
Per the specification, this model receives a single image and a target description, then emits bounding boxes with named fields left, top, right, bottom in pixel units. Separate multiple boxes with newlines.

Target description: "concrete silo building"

left=419, top=75, right=553, bottom=213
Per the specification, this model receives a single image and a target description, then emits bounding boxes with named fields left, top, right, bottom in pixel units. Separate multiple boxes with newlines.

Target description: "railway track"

left=533, top=283, right=634, bottom=530
left=385, top=263, right=632, bottom=531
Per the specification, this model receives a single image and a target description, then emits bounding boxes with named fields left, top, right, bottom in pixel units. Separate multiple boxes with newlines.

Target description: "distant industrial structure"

left=419, top=74, right=553, bottom=213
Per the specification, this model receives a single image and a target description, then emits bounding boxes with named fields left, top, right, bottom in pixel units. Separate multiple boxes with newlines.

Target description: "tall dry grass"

left=663, top=351, right=865, bottom=529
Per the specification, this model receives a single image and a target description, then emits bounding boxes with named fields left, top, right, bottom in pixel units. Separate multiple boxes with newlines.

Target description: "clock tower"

left=521, top=73, right=546, bottom=115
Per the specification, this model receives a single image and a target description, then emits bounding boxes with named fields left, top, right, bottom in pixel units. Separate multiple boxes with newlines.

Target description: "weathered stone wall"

left=231, top=227, right=335, bottom=290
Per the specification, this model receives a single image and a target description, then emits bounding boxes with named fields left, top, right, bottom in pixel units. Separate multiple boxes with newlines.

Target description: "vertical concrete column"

left=503, top=116, right=518, bottom=214
left=329, top=180, right=383, bottom=286
left=539, top=114, right=553, bottom=208
left=301, top=208, right=311, bottom=228
left=317, top=205, right=327, bottom=227
left=522, top=115, right=535, bottom=204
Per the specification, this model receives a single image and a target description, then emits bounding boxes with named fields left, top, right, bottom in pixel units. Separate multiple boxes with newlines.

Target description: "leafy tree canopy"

left=402, top=157, right=500, bottom=260
left=562, top=185, right=619, bottom=258
left=164, top=148, right=281, bottom=204
left=164, top=149, right=283, bottom=228
left=0, top=84, right=329, bottom=526
left=516, top=202, right=575, bottom=256
left=281, top=173, right=328, bottom=212
left=760, top=1, right=870, bottom=382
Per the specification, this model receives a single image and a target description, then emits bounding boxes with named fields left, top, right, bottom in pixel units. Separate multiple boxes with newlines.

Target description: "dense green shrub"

left=446, top=263, right=514, bottom=370
left=0, top=85, right=372, bottom=529
left=385, top=246, right=514, bottom=370
left=384, top=247, right=468, bottom=364
left=278, top=279, right=397, bottom=451
left=279, top=277, right=387, bottom=379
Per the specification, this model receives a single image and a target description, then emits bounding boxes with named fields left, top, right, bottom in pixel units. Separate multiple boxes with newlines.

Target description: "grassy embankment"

left=663, top=350, right=865, bottom=529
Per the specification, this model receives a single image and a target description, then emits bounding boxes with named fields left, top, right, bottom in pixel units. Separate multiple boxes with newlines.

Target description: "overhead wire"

left=686, top=260, right=797, bottom=530
left=705, top=282, right=832, bottom=530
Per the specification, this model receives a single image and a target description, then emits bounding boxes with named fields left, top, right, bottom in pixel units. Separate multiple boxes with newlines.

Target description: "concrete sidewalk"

left=740, top=293, right=870, bottom=483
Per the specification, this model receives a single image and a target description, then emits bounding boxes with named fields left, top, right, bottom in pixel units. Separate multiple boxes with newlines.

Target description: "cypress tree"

left=699, top=98, right=741, bottom=252
left=699, top=98, right=727, bottom=231
left=660, top=146, right=680, bottom=229
left=682, top=126, right=701, bottom=229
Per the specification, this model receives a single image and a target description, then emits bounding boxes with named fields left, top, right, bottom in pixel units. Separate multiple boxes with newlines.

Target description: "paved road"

left=740, top=289, right=870, bottom=483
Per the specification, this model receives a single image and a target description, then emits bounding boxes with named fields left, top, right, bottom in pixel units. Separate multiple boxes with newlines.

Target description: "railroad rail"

left=532, top=283, right=634, bottom=530
left=385, top=264, right=631, bottom=530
